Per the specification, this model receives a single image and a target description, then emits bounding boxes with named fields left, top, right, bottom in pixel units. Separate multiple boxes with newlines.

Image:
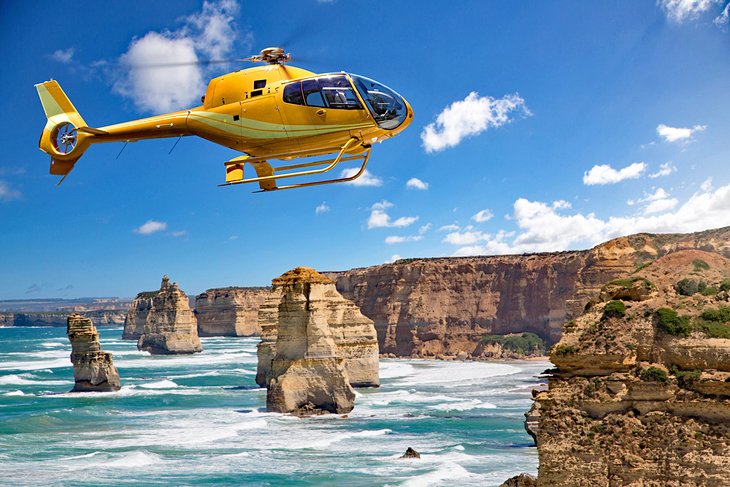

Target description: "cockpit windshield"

left=350, top=75, right=407, bottom=130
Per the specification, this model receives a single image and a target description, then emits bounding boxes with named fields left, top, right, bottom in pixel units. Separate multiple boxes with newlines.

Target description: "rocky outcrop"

left=136, top=276, right=203, bottom=355
left=1, top=310, right=126, bottom=328
left=122, top=292, right=155, bottom=340
left=195, top=287, right=270, bottom=336
left=327, top=226, right=730, bottom=358
left=66, top=313, right=120, bottom=392
left=532, top=249, right=730, bottom=485
left=263, top=267, right=356, bottom=415
left=256, top=268, right=379, bottom=389
left=499, top=474, right=537, bottom=487
left=400, top=447, right=421, bottom=459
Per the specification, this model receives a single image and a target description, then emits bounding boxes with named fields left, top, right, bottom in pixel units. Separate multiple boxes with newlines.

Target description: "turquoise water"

left=0, top=326, right=547, bottom=486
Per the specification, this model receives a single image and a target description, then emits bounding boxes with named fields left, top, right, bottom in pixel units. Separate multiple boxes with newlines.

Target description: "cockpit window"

left=350, top=74, right=407, bottom=130
left=302, top=79, right=326, bottom=108
left=283, top=82, right=304, bottom=105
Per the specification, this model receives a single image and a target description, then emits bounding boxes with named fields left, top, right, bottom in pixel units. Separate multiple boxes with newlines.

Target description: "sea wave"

left=401, top=462, right=476, bottom=487
left=0, top=374, right=70, bottom=386
left=139, top=379, right=178, bottom=389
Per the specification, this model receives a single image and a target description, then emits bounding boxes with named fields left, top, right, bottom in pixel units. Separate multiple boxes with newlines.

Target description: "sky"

left=1, top=0, right=729, bottom=299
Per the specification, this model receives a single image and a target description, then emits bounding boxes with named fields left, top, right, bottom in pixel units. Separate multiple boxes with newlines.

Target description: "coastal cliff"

left=327, top=227, right=730, bottom=357
left=532, top=249, right=730, bottom=485
left=1, top=310, right=126, bottom=327
left=122, top=292, right=155, bottom=340
left=195, top=287, right=270, bottom=336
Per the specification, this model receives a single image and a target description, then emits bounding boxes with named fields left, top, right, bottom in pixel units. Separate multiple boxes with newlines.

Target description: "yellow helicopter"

left=35, top=47, right=414, bottom=191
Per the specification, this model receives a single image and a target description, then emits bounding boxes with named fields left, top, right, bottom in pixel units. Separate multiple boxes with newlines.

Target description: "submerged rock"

left=263, top=267, right=355, bottom=415
left=256, top=267, right=379, bottom=388
left=67, top=313, right=120, bottom=392
left=137, top=276, right=203, bottom=355
left=400, top=447, right=420, bottom=459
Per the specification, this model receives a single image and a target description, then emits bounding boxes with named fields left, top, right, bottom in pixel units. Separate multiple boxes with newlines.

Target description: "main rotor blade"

left=127, top=57, right=254, bottom=69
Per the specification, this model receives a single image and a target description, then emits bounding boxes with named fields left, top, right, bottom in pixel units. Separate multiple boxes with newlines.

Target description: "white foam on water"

left=401, top=462, right=475, bottom=487
left=427, top=399, right=497, bottom=411
left=117, top=352, right=254, bottom=369
left=139, top=379, right=178, bottom=389
left=0, top=374, right=69, bottom=386
left=453, top=444, right=465, bottom=451
left=0, top=358, right=69, bottom=371
left=40, top=341, right=66, bottom=348
left=379, top=361, right=415, bottom=379
left=3, top=390, right=25, bottom=396
left=360, top=389, right=463, bottom=407
left=101, top=451, right=162, bottom=469
left=278, top=428, right=392, bottom=450
left=394, top=361, right=519, bottom=386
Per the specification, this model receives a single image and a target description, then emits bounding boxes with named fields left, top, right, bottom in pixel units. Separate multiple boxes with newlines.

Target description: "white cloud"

left=367, top=200, right=418, bottom=229
left=50, top=48, right=74, bottom=64
left=385, top=235, right=423, bottom=244
left=421, top=92, right=530, bottom=153
left=113, top=0, right=241, bottom=113
left=406, top=177, right=429, bottom=190
left=171, top=230, right=188, bottom=237
left=701, top=177, right=713, bottom=192
left=583, top=162, right=647, bottom=185
left=340, top=168, right=383, bottom=187
left=418, top=223, right=432, bottom=235
left=386, top=254, right=402, bottom=263
left=656, top=123, right=706, bottom=143
left=443, top=183, right=730, bottom=255
left=629, top=188, right=679, bottom=215
left=715, top=2, right=729, bottom=25
left=438, top=223, right=460, bottom=232
left=228, top=235, right=239, bottom=241
left=658, top=0, right=723, bottom=23
left=315, top=202, right=330, bottom=215
left=134, top=220, right=167, bottom=235
left=649, top=162, right=677, bottom=178
left=0, top=180, right=21, bottom=201
left=472, top=209, right=494, bottom=223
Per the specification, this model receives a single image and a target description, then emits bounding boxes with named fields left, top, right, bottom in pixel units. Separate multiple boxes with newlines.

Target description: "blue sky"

left=1, top=0, right=729, bottom=299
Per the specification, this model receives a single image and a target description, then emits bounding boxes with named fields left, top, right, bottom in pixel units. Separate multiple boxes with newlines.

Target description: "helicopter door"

left=280, top=76, right=371, bottom=149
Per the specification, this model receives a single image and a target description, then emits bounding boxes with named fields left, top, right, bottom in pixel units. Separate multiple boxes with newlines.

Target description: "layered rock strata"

left=262, top=267, right=356, bottom=414
left=1, top=310, right=126, bottom=328
left=66, top=313, right=121, bottom=392
left=327, top=226, right=730, bottom=357
left=195, top=287, right=270, bottom=336
left=122, top=292, right=155, bottom=340
left=136, top=276, right=203, bottom=355
left=256, top=268, right=379, bottom=389
left=532, top=249, right=730, bottom=485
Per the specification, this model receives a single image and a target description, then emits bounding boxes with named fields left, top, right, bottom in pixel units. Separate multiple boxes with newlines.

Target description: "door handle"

left=316, top=109, right=326, bottom=115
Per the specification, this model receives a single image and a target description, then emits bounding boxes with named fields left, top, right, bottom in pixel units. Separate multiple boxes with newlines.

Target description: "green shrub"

left=692, top=259, right=710, bottom=272
left=655, top=308, right=691, bottom=336
left=720, top=280, right=730, bottom=292
left=700, top=306, right=730, bottom=323
left=694, top=320, right=730, bottom=339
left=481, top=332, right=545, bottom=355
left=633, top=261, right=652, bottom=274
left=700, top=286, right=718, bottom=296
left=640, top=366, right=668, bottom=383
left=553, top=344, right=577, bottom=356
left=675, top=278, right=707, bottom=296
left=602, top=300, right=627, bottom=320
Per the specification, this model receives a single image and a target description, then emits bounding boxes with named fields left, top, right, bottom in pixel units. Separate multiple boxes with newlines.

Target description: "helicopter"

left=35, top=47, right=414, bottom=191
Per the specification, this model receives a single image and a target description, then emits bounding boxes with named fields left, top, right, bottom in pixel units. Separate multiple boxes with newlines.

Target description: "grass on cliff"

left=675, top=278, right=721, bottom=296
left=481, top=332, right=545, bottom=355
left=602, top=300, right=627, bottom=320
left=655, top=308, right=692, bottom=337
left=552, top=344, right=577, bottom=356
left=640, top=366, right=669, bottom=383
left=135, top=290, right=159, bottom=299
left=694, top=306, right=730, bottom=338
left=692, top=259, right=710, bottom=272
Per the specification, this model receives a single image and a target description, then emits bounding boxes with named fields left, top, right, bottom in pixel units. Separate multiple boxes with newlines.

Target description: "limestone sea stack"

left=263, top=267, right=355, bottom=414
left=122, top=291, right=155, bottom=340
left=66, top=313, right=121, bottom=392
left=256, top=267, right=379, bottom=388
left=195, top=287, right=270, bottom=336
left=137, top=276, right=203, bottom=355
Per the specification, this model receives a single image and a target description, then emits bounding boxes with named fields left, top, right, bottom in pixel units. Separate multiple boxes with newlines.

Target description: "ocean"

left=0, top=326, right=548, bottom=486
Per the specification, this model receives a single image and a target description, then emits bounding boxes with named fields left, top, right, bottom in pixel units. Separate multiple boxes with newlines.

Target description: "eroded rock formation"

left=136, top=276, right=203, bottom=355
left=327, top=226, right=730, bottom=358
left=66, top=313, right=120, bottom=392
left=195, top=287, right=270, bottom=336
left=122, top=292, right=155, bottom=340
left=256, top=268, right=379, bottom=389
left=532, top=249, right=730, bottom=485
left=262, top=267, right=356, bottom=415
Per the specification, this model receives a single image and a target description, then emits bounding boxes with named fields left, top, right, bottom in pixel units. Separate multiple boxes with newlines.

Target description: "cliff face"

left=122, top=293, right=155, bottom=340
left=262, top=267, right=356, bottom=415
left=533, top=249, right=730, bottom=485
left=66, top=313, right=121, bottom=392
left=137, top=276, right=203, bottom=355
left=1, top=310, right=126, bottom=327
left=257, top=268, right=380, bottom=389
left=327, top=227, right=730, bottom=357
left=195, top=287, right=270, bottom=337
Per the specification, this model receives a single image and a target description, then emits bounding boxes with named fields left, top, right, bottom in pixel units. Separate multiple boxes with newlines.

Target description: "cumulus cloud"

left=386, top=254, right=402, bottom=263
left=443, top=182, right=730, bottom=256
left=628, top=188, right=679, bottom=214
left=367, top=200, right=418, bottom=229
left=438, top=223, right=460, bottom=232
left=114, top=0, right=241, bottom=113
left=656, top=123, right=706, bottom=143
left=0, top=180, right=21, bottom=201
left=658, top=0, right=724, bottom=23
left=701, top=177, right=713, bottom=192
left=340, top=168, right=383, bottom=187
left=134, top=220, right=167, bottom=235
left=421, top=92, right=530, bottom=153
left=418, top=223, right=432, bottom=235
left=406, top=177, right=429, bottom=190
left=171, top=230, right=188, bottom=237
left=649, top=162, right=677, bottom=178
left=385, top=235, right=423, bottom=244
left=583, top=162, right=647, bottom=185
left=50, top=48, right=74, bottom=64
left=472, top=209, right=494, bottom=223
left=315, top=202, right=330, bottom=215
